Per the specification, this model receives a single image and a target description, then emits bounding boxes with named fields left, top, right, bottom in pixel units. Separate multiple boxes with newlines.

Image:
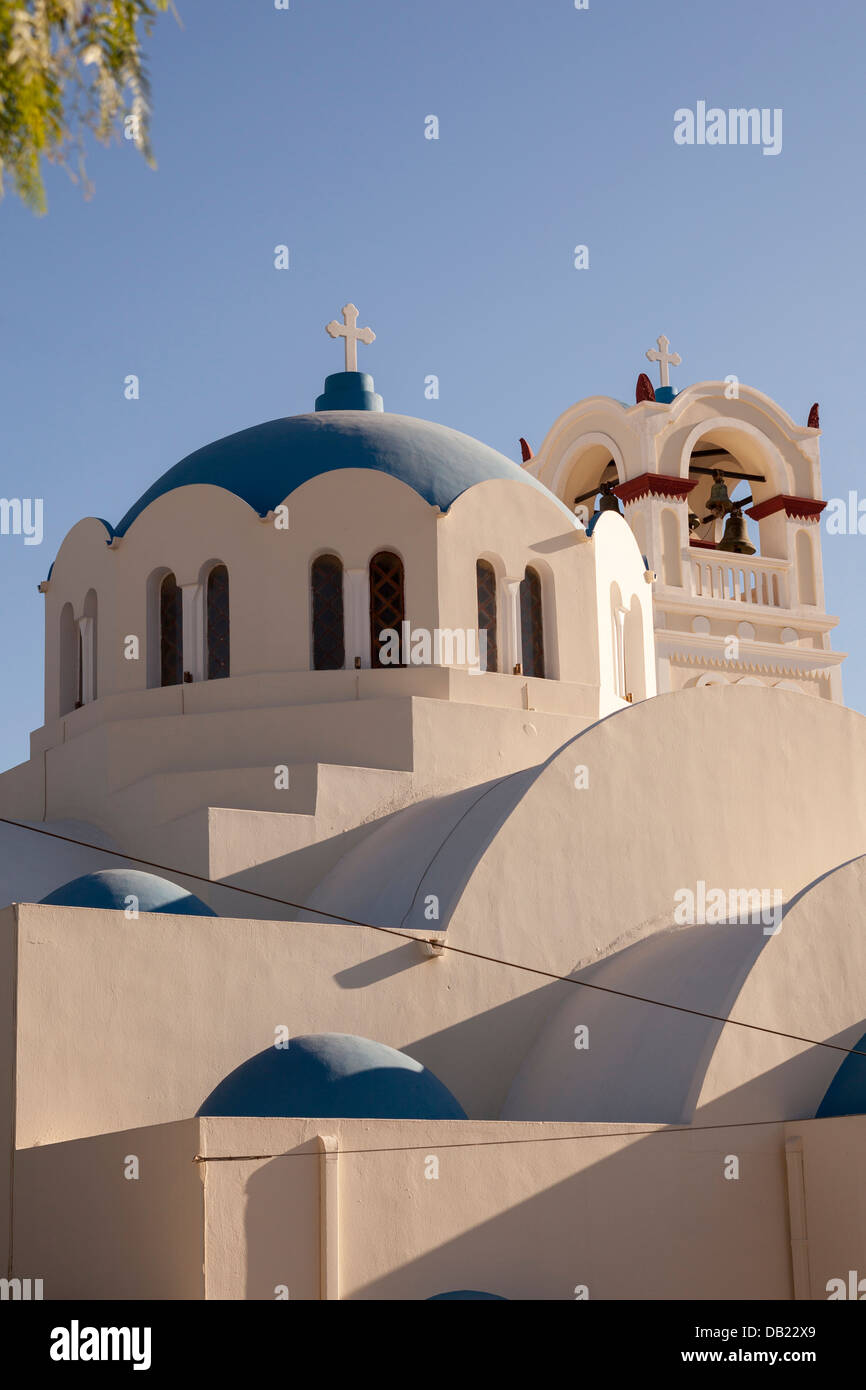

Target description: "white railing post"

left=686, top=550, right=791, bottom=610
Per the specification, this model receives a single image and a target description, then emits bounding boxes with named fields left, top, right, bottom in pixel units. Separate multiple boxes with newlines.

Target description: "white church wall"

left=12, top=1119, right=204, bottom=1300
left=501, top=850, right=866, bottom=1127
left=198, top=1114, right=796, bottom=1301
left=0, top=754, right=46, bottom=822
left=43, top=517, right=116, bottom=722
left=407, top=686, right=866, bottom=1081
left=694, top=851, right=866, bottom=1124
left=588, top=510, right=656, bottom=709
left=8, top=689, right=861, bottom=1145
left=28, top=460, right=635, bottom=863
left=436, top=478, right=598, bottom=686
left=21, top=680, right=596, bottom=866
left=42, top=468, right=442, bottom=707
left=0, top=818, right=127, bottom=914
left=43, top=468, right=610, bottom=720
left=5, top=898, right=566, bottom=1147
left=285, top=468, right=441, bottom=671
left=205, top=1113, right=866, bottom=1300
left=13, top=1110, right=863, bottom=1300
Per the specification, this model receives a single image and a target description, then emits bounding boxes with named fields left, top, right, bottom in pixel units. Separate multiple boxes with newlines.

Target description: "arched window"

left=206, top=564, right=230, bottom=679
left=160, top=572, right=183, bottom=687
left=476, top=560, right=498, bottom=673
left=311, top=554, right=345, bottom=670
left=80, top=588, right=98, bottom=704
left=59, top=602, right=76, bottom=716
left=369, top=551, right=405, bottom=668
left=520, top=566, right=545, bottom=678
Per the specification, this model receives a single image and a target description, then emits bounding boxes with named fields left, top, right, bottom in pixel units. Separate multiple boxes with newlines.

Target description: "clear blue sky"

left=1, top=0, right=863, bottom=770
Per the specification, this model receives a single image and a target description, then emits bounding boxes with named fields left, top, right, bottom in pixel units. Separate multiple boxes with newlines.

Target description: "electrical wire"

left=3, top=814, right=865, bottom=1060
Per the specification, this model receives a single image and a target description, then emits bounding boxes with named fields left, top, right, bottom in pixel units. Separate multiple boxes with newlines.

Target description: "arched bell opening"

left=552, top=438, right=625, bottom=524
left=573, top=458, right=623, bottom=523
left=682, top=420, right=795, bottom=561
left=685, top=437, right=763, bottom=557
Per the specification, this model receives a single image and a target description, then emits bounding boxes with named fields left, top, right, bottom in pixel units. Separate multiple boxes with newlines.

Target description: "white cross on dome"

left=325, top=303, right=376, bottom=373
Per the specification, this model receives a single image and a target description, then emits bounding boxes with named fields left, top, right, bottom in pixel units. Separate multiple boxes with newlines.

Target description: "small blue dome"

left=428, top=1290, right=508, bottom=1300
left=197, top=1032, right=467, bottom=1120
left=114, top=405, right=572, bottom=536
left=40, top=868, right=216, bottom=917
left=816, top=1028, right=866, bottom=1118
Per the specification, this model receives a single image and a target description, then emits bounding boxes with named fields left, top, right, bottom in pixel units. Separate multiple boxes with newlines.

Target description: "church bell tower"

left=526, top=338, right=843, bottom=700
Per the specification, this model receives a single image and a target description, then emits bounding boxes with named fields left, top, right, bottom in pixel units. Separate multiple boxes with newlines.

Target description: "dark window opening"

left=207, top=564, right=230, bottom=680
left=160, top=573, right=183, bottom=687
left=312, top=554, right=345, bottom=670
left=369, top=551, right=405, bottom=668
left=520, top=566, right=545, bottom=678
left=476, top=560, right=498, bottom=673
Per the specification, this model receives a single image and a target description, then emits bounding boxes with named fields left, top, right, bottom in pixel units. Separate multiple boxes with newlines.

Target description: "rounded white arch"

left=146, top=565, right=177, bottom=689
left=676, top=416, right=792, bottom=499
left=550, top=431, right=627, bottom=503
left=669, top=380, right=807, bottom=435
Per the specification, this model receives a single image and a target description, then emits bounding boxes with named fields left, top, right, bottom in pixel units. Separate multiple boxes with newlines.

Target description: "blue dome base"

left=315, top=371, right=383, bottom=412
left=40, top=868, right=216, bottom=917
left=112, top=410, right=574, bottom=537
left=817, top=1028, right=866, bottom=1118
left=428, top=1290, right=508, bottom=1300
left=198, top=1033, right=467, bottom=1120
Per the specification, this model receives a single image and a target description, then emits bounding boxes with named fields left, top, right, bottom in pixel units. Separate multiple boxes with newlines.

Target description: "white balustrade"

left=689, top=554, right=789, bottom=608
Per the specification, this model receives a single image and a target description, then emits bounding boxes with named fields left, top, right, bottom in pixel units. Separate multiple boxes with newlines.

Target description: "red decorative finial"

left=519, top=437, right=534, bottom=462
left=636, top=372, right=656, bottom=403
left=807, top=402, right=820, bottom=429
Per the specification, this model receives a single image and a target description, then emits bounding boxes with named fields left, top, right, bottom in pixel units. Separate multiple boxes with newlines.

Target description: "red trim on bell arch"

left=747, top=495, right=827, bottom=523
left=613, top=473, right=699, bottom=505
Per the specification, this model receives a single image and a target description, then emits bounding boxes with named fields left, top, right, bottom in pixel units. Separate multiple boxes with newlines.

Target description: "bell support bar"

left=689, top=465, right=766, bottom=483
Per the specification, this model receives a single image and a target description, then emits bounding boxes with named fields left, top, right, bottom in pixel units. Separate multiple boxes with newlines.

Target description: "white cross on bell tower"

left=645, top=334, right=681, bottom=389
left=325, top=303, right=376, bottom=373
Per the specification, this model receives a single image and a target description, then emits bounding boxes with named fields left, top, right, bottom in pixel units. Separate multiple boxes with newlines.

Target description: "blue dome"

left=428, top=1291, right=509, bottom=1300
left=197, top=1032, right=467, bottom=1120
left=816, top=1028, right=866, bottom=1118
left=40, top=868, right=216, bottom=916
left=114, top=405, right=571, bottom=536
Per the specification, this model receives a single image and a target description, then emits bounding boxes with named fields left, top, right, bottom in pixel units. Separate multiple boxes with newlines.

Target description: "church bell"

left=717, top=508, right=756, bottom=555
left=706, top=472, right=731, bottom=516
left=599, top=485, right=622, bottom=514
